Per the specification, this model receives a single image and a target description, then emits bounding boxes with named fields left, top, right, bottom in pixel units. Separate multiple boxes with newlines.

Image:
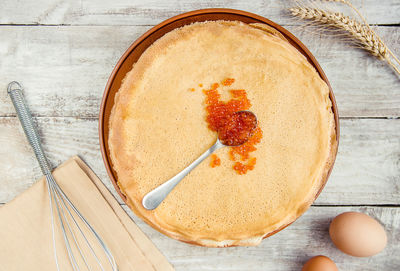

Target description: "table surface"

left=0, top=0, right=399, bottom=270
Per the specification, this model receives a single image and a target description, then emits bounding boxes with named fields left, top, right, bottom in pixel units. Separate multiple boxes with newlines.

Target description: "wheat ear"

left=325, top=0, right=400, bottom=66
left=290, top=6, right=400, bottom=75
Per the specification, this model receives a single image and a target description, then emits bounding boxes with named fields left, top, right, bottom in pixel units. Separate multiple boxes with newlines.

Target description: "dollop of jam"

left=210, top=154, right=221, bottom=168
left=218, top=111, right=257, bottom=146
left=221, top=78, right=235, bottom=86
left=199, top=78, right=263, bottom=175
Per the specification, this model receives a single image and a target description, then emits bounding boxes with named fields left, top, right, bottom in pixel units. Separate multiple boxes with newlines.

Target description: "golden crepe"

left=108, top=21, right=337, bottom=247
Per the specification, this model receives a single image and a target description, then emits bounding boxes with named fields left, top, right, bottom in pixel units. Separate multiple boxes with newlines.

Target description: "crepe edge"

left=108, top=20, right=338, bottom=247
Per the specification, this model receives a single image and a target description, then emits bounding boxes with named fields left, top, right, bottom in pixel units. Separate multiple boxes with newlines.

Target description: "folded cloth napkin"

left=0, top=156, right=175, bottom=271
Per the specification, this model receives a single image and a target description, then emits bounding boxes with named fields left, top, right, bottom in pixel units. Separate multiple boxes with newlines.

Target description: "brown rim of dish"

left=99, top=8, right=340, bottom=244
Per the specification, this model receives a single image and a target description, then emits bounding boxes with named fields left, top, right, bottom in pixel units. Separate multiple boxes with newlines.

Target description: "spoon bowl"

left=218, top=111, right=258, bottom=146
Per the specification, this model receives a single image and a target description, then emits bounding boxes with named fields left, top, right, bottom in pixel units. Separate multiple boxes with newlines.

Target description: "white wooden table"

left=0, top=1, right=399, bottom=270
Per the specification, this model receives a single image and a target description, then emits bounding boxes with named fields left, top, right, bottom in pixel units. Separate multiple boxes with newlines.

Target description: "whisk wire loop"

left=8, top=82, right=118, bottom=271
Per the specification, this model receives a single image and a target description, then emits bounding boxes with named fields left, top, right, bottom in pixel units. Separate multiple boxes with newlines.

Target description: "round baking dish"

left=99, top=8, right=339, bottom=245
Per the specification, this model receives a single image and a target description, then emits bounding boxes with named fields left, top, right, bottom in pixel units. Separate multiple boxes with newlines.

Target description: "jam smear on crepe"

left=200, top=78, right=263, bottom=174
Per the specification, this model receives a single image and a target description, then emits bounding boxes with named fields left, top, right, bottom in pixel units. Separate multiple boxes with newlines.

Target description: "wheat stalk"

left=289, top=5, right=400, bottom=75
left=326, top=0, right=400, bottom=67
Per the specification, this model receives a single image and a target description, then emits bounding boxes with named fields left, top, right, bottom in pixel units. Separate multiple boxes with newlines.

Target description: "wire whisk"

left=8, top=81, right=118, bottom=271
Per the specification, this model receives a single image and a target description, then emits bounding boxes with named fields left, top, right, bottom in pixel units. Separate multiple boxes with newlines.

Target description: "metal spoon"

left=142, top=110, right=258, bottom=210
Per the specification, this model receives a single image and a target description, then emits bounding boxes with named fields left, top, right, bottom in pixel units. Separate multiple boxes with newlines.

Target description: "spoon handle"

left=142, top=140, right=224, bottom=210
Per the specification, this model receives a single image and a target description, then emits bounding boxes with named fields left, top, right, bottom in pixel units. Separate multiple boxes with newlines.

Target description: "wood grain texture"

left=0, top=1, right=399, bottom=270
left=0, top=0, right=399, bottom=26
left=124, top=205, right=399, bottom=271
left=0, top=117, right=399, bottom=205
left=0, top=26, right=399, bottom=118
left=0, top=202, right=397, bottom=270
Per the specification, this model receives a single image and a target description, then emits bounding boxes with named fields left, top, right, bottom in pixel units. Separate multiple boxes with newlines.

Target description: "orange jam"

left=200, top=78, right=263, bottom=174
left=222, top=78, right=235, bottom=86
left=203, top=82, right=251, bottom=132
left=218, top=111, right=257, bottom=146
left=233, top=157, right=257, bottom=174
left=210, top=154, right=221, bottom=167
left=230, top=127, right=263, bottom=174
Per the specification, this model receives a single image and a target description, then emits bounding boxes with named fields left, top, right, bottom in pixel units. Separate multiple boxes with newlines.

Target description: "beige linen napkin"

left=0, top=156, right=175, bottom=271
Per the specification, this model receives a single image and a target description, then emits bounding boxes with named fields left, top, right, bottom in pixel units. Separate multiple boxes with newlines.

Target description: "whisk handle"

left=8, top=81, right=52, bottom=175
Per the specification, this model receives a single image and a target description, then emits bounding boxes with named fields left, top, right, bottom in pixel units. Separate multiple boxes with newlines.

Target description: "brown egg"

left=329, top=212, right=387, bottom=257
left=302, top=255, right=338, bottom=271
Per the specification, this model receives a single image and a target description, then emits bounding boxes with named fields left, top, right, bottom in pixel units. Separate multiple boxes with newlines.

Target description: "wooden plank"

left=0, top=204, right=396, bottom=270
left=286, top=25, right=400, bottom=118
left=316, top=118, right=400, bottom=205
left=1, top=1, right=398, bottom=269
left=0, top=25, right=138, bottom=118
left=0, top=117, right=399, bottom=205
left=0, top=0, right=399, bottom=26
left=122, top=205, right=399, bottom=270
left=0, top=26, right=399, bottom=118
